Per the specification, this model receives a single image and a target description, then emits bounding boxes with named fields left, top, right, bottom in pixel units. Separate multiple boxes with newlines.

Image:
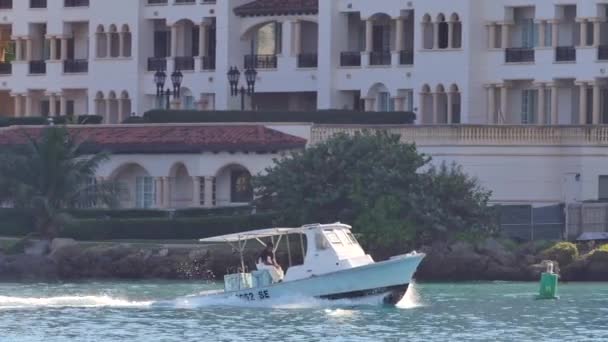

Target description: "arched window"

left=449, top=84, right=462, bottom=124
left=120, top=91, right=132, bottom=122
left=95, top=91, right=105, bottom=117
left=96, top=25, right=106, bottom=58
left=450, top=13, right=462, bottom=49
left=108, top=24, right=119, bottom=58
left=121, top=24, right=132, bottom=57
left=420, top=84, right=433, bottom=123
left=422, top=14, right=433, bottom=49
left=435, top=84, right=448, bottom=123
left=437, top=14, right=448, bottom=49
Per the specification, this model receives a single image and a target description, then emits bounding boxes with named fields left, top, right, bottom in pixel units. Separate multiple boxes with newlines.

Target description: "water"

left=0, top=281, right=607, bottom=342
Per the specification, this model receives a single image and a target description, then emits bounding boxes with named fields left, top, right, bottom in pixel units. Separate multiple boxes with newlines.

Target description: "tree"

left=254, top=131, right=496, bottom=256
left=0, top=125, right=119, bottom=239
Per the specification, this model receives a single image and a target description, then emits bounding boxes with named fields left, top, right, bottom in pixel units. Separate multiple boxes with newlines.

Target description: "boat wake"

left=0, top=295, right=152, bottom=310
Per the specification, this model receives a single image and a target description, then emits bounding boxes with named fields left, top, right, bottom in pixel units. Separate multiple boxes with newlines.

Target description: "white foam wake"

left=0, top=295, right=152, bottom=310
left=397, top=282, right=424, bottom=309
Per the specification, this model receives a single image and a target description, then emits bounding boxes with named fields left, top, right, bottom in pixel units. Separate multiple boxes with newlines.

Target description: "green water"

left=0, top=282, right=606, bottom=341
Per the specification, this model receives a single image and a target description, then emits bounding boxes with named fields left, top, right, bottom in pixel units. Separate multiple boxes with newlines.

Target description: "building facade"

left=2, top=0, right=608, bottom=123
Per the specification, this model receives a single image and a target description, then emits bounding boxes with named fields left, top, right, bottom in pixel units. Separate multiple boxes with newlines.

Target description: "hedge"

left=136, top=110, right=416, bottom=125
left=64, top=206, right=254, bottom=219
left=0, top=115, right=103, bottom=127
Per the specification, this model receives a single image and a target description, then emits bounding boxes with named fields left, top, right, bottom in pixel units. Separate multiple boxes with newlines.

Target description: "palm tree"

left=0, top=125, right=119, bottom=240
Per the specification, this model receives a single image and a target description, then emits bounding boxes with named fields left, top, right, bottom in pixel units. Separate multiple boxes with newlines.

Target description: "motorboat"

left=196, top=223, right=425, bottom=306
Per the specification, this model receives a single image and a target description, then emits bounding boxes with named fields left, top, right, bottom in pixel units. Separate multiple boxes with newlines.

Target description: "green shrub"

left=597, top=243, right=608, bottom=252
left=138, top=110, right=416, bottom=125
left=542, top=242, right=579, bottom=266
left=0, top=208, right=35, bottom=237
left=0, top=117, right=48, bottom=127
left=66, top=209, right=169, bottom=219
left=54, top=115, right=104, bottom=125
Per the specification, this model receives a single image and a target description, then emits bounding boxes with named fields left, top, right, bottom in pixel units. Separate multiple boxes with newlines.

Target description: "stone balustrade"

left=310, top=125, right=608, bottom=146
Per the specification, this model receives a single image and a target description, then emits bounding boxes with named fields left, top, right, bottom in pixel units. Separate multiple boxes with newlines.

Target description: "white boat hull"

left=201, top=253, right=424, bottom=306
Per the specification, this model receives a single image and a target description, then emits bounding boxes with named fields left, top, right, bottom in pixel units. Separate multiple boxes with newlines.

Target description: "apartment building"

left=0, top=0, right=607, bottom=124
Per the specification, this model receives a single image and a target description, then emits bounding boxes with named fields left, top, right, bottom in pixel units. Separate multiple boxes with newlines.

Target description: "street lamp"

left=155, top=69, right=183, bottom=110
left=227, top=65, right=257, bottom=111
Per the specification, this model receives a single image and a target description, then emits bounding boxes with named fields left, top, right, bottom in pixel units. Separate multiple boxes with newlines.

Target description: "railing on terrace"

left=0, top=62, right=11, bottom=75
left=598, top=45, right=608, bottom=60
left=148, top=57, right=166, bottom=71
left=340, top=51, right=361, bottom=67
left=0, top=0, right=12, bottom=9
left=175, top=56, right=194, bottom=70
left=244, top=54, right=277, bottom=69
left=64, top=0, right=88, bottom=7
left=63, top=59, right=88, bottom=73
left=297, top=53, right=318, bottom=68
left=201, top=55, right=215, bottom=70
left=555, top=46, right=576, bottom=62
left=369, top=51, right=391, bottom=66
left=399, top=50, right=414, bottom=65
left=310, top=125, right=608, bottom=146
left=505, top=47, right=535, bottom=63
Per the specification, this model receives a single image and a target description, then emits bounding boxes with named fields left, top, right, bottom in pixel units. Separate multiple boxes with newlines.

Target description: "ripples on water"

left=0, top=282, right=606, bottom=342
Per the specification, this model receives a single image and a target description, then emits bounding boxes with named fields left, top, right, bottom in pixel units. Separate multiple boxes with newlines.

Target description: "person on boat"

left=257, top=242, right=284, bottom=282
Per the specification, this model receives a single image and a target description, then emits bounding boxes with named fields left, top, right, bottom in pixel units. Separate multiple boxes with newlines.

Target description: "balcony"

left=174, top=56, right=194, bottom=71
left=0, top=0, right=11, bottom=9
left=30, top=0, right=46, bottom=8
left=505, top=48, right=534, bottom=63
left=555, top=46, right=576, bottom=62
left=147, top=0, right=167, bottom=4
left=0, top=62, right=10, bottom=75
left=64, top=59, right=88, bottom=73
left=297, top=53, right=318, bottom=68
left=369, top=51, right=391, bottom=66
left=29, top=60, right=46, bottom=74
left=148, top=57, right=166, bottom=71
left=64, top=0, right=88, bottom=6
left=598, top=45, right=608, bottom=61
left=201, top=55, right=215, bottom=70
left=174, top=0, right=195, bottom=3
left=340, top=52, right=361, bottom=67
left=399, top=50, right=414, bottom=65
left=244, top=54, right=277, bottom=69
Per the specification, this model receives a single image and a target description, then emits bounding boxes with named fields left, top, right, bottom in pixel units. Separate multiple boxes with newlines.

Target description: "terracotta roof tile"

left=0, top=125, right=307, bottom=154
left=234, top=0, right=318, bottom=17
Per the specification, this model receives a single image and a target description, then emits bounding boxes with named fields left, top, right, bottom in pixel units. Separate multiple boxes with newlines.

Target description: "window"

left=599, top=176, right=608, bottom=201
left=199, top=179, right=205, bottom=206
left=378, top=92, right=391, bottom=112
left=136, top=176, right=155, bottom=208
left=404, top=90, right=414, bottom=112
left=521, top=89, right=537, bottom=124
left=315, top=232, right=329, bottom=250
left=230, top=170, right=252, bottom=203
left=520, top=19, right=535, bottom=48
left=543, top=22, right=552, bottom=47
left=323, top=230, right=342, bottom=245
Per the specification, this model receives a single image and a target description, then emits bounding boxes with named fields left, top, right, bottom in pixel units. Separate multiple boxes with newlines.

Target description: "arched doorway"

left=169, top=163, right=194, bottom=208
left=216, top=164, right=253, bottom=206
left=111, top=163, right=154, bottom=209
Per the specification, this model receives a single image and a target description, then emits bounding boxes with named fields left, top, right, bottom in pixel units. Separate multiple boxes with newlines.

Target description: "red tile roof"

left=234, top=0, right=318, bottom=17
left=0, top=125, right=307, bottom=154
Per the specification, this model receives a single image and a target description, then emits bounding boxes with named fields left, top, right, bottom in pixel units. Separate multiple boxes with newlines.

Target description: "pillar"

left=293, top=20, right=302, bottom=56
left=162, top=177, right=170, bottom=209
left=49, top=94, right=57, bottom=117
left=24, top=94, right=32, bottom=117
left=536, top=83, right=545, bottom=125
left=433, top=22, right=440, bottom=49
left=192, top=176, right=201, bottom=207
left=537, top=21, right=545, bottom=48
left=25, top=38, right=32, bottom=61
left=171, top=25, right=178, bottom=57
left=155, top=177, right=163, bottom=208
left=487, top=85, right=496, bottom=124
left=117, top=98, right=124, bottom=123
left=15, top=38, right=22, bottom=61
left=579, top=82, right=588, bottom=125
left=118, top=31, right=125, bottom=57
left=488, top=23, right=496, bottom=49
left=447, top=91, right=454, bottom=124
left=550, top=83, right=559, bottom=125
left=61, top=38, right=68, bottom=60
left=59, top=95, right=67, bottom=116
left=203, top=176, right=214, bottom=208
left=551, top=20, right=559, bottom=48
left=199, top=23, right=207, bottom=57
left=593, top=82, right=601, bottom=124
left=432, top=92, right=439, bottom=124
left=365, top=19, right=373, bottom=53
left=593, top=18, right=602, bottom=47
left=580, top=19, right=588, bottom=47
left=106, top=33, right=112, bottom=58
left=49, top=38, right=57, bottom=61
left=395, top=17, right=404, bottom=51
left=499, top=84, right=508, bottom=124
left=13, top=94, right=22, bottom=117
left=448, top=21, right=454, bottom=49
left=501, top=23, right=510, bottom=49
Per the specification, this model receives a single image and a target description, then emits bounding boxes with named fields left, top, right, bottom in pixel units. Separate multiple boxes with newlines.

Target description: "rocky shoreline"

left=0, top=238, right=607, bottom=282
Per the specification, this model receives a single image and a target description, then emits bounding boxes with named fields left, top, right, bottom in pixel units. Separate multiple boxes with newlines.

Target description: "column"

left=49, top=94, right=57, bottom=117
left=536, top=83, right=545, bottom=125
left=117, top=98, right=124, bottom=123
left=447, top=91, right=454, bottom=124
left=15, top=38, right=22, bottom=61
left=171, top=25, right=178, bottom=57
left=487, top=85, right=496, bottom=124
left=433, top=22, right=440, bottom=49
left=203, top=176, right=214, bottom=208
left=550, top=83, right=559, bottom=125
left=192, top=176, right=201, bottom=207
left=447, top=21, right=454, bottom=49
left=155, top=177, right=163, bottom=208
left=199, top=23, right=207, bottom=57
left=551, top=20, right=559, bottom=48
left=118, top=31, right=125, bottom=57
left=593, top=82, right=601, bottom=124
left=580, top=19, right=588, bottom=47
left=106, top=33, right=112, bottom=58
left=488, top=23, right=496, bottom=49
left=499, top=84, right=508, bottom=124
left=537, top=21, right=545, bottom=48
left=501, top=23, right=510, bottom=49
left=293, top=20, right=302, bottom=56
left=365, top=19, right=373, bottom=53
left=49, top=38, right=57, bottom=61
left=61, top=38, right=68, bottom=61
left=24, top=94, right=32, bottom=117
left=13, top=94, right=22, bottom=117
left=162, top=177, right=170, bottom=209
left=593, top=18, right=602, bottom=47
left=432, top=92, right=439, bottom=124
left=395, top=17, right=404, bottom=52
left=25, top=38, right=32, bottom=61
left=578, top=82, right=588, bottom=125
left=60, top=95, right=67, bottom=116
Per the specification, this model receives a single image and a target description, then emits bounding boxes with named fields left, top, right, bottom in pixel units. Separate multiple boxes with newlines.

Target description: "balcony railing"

left=64, top=0, right=88, bottom=6
left=63, top=59, right=88, bottom=73
left=29, top=60, right=46, bottom=74
left=505, top=48, right=535, bottom=63
left=340, top=52, right=361, bottom=67
left=201, top=55, right=215, bottom=70
left=399, top=50, right=414, bottom=65
left=369, top=51, right=391, bottom=66
left=598, top=45, right=608, bottom=61
left=0, top=62, right=11, bottom=75
left=555, top=46, right=576, bottom=62
left=148, top=57, right=166, bottom=71
left=30, top=0, right=46, bottom=8
left=297, top=53, right=318, bottom=68
left=147, top=0, right=167, bottom=4
left=0, top=0, right=12, bottom=9
left=175, top=56, right=194, bottom=70
left=244, top=54, right=277, bottom=69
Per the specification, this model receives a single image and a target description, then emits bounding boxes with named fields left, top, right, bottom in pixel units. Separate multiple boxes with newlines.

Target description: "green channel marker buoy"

left=537, top=261, right=559, bottom=300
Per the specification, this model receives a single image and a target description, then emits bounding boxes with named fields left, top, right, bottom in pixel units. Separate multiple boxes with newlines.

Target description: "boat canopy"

left=199, top=223, right=352, bottom=243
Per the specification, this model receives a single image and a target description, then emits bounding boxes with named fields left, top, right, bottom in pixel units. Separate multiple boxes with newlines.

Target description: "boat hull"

left=200, top=253, right=424, bottom=306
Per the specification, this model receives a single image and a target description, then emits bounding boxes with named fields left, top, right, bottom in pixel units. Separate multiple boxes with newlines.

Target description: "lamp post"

left=155, top=69, right=183, bottom=110
left=227, top=65, right=257, bottom=111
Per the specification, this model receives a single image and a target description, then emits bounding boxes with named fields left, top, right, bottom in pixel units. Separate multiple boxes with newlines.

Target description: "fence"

left=499, top=204, right=564, bottom=241
left=566, top=203, right=608, bottom=240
